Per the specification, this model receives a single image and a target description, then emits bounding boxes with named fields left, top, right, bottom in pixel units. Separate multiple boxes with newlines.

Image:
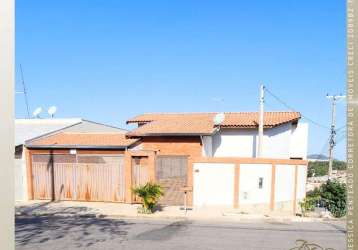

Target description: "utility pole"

left=258, top=84, right=265, bottom=157
left=326, top=94, right=346, bottom=178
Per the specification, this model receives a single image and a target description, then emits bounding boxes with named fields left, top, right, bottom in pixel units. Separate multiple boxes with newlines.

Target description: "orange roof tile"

left=127, top=112, right=301, bottom=136
left=27, top=132, right=138, bottom=148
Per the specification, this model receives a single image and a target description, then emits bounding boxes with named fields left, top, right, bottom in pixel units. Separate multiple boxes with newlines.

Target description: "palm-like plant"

left=132, top=182, right=164, bottom=213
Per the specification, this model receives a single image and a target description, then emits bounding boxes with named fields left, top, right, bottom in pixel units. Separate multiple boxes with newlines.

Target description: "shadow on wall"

left=211, top=130, right=258, bottom=157
left=15, top=215, right=133, bottom=248
left=46, top=150, right=55, bottom=201
left=211, top=132, right=221, bottom=156
left=252, top=134, right=257, bottom=158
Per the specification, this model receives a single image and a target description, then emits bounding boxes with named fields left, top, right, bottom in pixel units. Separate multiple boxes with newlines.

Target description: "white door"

left=193, top=163, right=235, bottom=207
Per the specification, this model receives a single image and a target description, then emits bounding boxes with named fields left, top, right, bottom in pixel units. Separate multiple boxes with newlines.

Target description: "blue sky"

left=16, top=1, right=346, bottom=159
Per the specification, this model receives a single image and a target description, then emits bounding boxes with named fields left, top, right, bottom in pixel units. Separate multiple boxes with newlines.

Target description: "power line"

left=19, top=64, right=30, bottom=118
left=265, top=87, right=330, bottom=129
left=318, top=129, right=346, bottom=156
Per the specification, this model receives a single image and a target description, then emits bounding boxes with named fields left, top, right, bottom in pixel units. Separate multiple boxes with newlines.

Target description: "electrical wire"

left=265, top=87, right=330, bottom=129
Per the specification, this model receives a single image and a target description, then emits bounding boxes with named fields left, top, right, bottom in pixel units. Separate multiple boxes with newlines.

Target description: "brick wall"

left=141, top=136, right=202, bottom=158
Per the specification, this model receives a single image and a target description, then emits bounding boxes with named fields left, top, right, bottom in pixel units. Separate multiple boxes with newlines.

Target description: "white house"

left=202, top=120, right=308, bottom=159
left=126, top=111, right=309, bottom=213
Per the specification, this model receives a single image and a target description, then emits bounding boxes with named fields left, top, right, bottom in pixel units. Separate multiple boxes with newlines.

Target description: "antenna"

left=19, top=64, right=31, bottom=118
left=48, top=106, right=57, bottom=118
left=213, top=113, right=225, bottom=126
left=32, top=107, right=42, bottom=118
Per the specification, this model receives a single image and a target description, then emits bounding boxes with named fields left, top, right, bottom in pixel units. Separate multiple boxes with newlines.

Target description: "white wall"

left=239, top=164, right=272, bottom=205
left=296, top=165, right=307, bottom=201
left=193, top=163, right=235, bottom=207
left=274, top=165, right=295, bottom=202
left=261, top=123, right=292, bottom=159
left=14, top=147, right=28, bottom=201
left=207, top=122, right=308, bottom=159
left=290, top=123, right=309, bottom=159
left=192, top=162, right=307, bottom=210
left=212, top=129, right=256, bottom=157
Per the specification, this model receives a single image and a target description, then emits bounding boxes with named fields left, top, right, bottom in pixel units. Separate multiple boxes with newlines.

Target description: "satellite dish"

left=213, top=113, right=225, bottom=126
left=48, top=106, right=57, bottom=118
left=32, top=107, right=42, bottom=118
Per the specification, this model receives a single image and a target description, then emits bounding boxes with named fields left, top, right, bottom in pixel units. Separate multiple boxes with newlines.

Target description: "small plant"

left=132, top=182, right=163, bottom=214
left=299, top=188, right=321, bottom=217
left=299, top=195, right=320, bottom=217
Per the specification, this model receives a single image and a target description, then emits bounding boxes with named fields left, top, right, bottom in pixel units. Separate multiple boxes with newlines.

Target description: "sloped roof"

left=27, top=132, right=138, bottom=149
left=126, top=112, right=301, bottom=137
left=15, top=118, right=82, bottom=146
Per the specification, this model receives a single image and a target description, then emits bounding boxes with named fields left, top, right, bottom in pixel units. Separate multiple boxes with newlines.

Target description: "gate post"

left=124, top=151, right=133, bottom=203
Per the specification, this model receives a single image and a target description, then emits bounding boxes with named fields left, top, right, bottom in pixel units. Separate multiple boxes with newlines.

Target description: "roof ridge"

left=135, top=111, right=299, bottom=115
left=63, top=132, right=126, bottom=135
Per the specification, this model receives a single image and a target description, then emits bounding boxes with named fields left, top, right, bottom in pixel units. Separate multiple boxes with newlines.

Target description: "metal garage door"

left=155, top=156, right=187, bottom=206
left=31, top=154, right=125, bottom=202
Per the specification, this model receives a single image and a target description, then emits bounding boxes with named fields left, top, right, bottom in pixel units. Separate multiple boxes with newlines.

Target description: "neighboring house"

left=125, top=112, right=308, bottom=213
left=15, top=118, right=82, bottom=201
left=24, top=120, right=136, bottom=202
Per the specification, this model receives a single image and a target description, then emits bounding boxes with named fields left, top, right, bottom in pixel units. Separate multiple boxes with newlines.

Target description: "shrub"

left=320, top=180, right=346, bottom=218
left=132, top=182, right=163, bottom=214
left=299, top=190, right=320, bottom=217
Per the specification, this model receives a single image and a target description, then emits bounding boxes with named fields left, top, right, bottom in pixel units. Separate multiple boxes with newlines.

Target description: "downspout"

left=199, top=135, right=205, bottom=157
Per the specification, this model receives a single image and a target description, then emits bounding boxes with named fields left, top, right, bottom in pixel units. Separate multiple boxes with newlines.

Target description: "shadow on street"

left=16, top=215, right=133, bottom=248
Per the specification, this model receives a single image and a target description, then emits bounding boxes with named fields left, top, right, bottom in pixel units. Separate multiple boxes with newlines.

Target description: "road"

left=16, top=215, right=346, bottom=250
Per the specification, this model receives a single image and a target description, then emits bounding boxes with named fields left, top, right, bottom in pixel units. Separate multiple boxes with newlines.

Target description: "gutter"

left=25, top=145, right=128, bottom=150
left=127, top=132, right=214, bottom=137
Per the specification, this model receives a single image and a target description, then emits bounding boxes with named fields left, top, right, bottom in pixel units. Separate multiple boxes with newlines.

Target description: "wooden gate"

left=31, top=154, right=125, bottom=202
left=155, top=155, right=188, bottom=206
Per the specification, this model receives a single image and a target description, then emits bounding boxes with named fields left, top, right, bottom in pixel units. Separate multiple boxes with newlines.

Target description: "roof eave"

left=126, top=132, right=214, bottom=137
left=25, top=145, right=128, bottom=150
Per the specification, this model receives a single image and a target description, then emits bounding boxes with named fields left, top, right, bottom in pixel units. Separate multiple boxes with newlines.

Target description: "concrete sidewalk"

left=15, top=200, right=340, bottom=223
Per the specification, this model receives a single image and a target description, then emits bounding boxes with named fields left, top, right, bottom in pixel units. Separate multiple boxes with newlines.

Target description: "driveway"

left=16, top=215, right=346, bottom=250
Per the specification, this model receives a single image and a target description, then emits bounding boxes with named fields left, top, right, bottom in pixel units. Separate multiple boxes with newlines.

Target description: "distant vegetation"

left=307, top=160, right=347, bottom=177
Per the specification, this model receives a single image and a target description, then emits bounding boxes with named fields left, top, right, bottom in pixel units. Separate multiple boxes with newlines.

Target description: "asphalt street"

left=15, top=215, right=346, bottom=250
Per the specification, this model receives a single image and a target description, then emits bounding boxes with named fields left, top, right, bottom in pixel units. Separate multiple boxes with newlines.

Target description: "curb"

left=16, top=210, right=344, bottom=223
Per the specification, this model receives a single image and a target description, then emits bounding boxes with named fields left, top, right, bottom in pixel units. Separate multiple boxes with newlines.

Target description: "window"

left=258, top=177, right=263, bottom=189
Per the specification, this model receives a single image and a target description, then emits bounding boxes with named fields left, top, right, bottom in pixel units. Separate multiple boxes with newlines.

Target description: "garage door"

left=193, top=163, right=235, bottom=207
left=156, top=156, right=187, bottom=206
left=31, top=154, right=125, bottom=202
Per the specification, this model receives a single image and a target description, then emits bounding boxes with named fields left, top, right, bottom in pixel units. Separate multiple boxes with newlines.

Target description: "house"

left=23, top=119, right=137, bottom=202
left=23, top=111, right=308, bottom=214
left=15, top=118, right=82, bottom=201
left=125, top=112, right=308, bottom=213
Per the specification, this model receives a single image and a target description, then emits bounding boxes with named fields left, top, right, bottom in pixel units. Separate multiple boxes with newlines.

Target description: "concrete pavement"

left=15, top=200, right=340, bottom=223
left=16, top=215, right=346, bottom=250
